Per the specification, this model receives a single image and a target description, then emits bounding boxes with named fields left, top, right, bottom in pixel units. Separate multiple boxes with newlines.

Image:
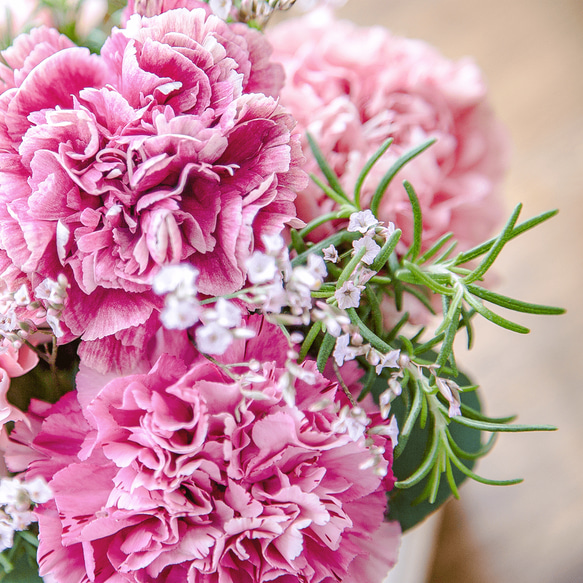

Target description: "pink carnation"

left=0, top=9, right=305, bottom=372
left=9, top=317, right=399, bottom=582
left=268, top=10, right=508, bottom=252
left=0, top=344, right=38, bottom=428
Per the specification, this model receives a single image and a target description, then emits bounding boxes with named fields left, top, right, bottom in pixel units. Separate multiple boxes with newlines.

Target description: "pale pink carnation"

left=268, top=10, right=508, bottom=252
left=0, top=344, right=38, bottom=429
left=8, top=317, right=399, bottom=583
left=0, top=9, right=305, bottom=372
left=0, top=0, right=54, bottom=55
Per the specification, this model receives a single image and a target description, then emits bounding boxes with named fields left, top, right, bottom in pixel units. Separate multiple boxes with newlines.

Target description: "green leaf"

left=464, top=204, right=522, bottom=284
left=364, top=286, right=383, bottom=336
left=397, top=261, right=452, bottom=295
left=0, top=532, right=42, bottom=583
left=345, top=308, right=393, bottom=353
left=454, top=209, right=558, bottom=266
left=299, top=211, right=345, bottom=238
left=447, top=413, right=556, bottom=433
left=371, top=229, right=401, bottom=272
left=370, top=138, right=436, bottom=216
left=466, top=284, right=565, bottom=315
left=298, top=321, right=322, bottom=362
left=306, top=133, right=350, bottom=203
left=386, top=371, right=482, bottom=532
left=289, top=228, right=306, bottom=254
left=463, top=291, right=530, bottom=334
left=403, top=181, right=423, bottom=262
left=417, top=232, right=454, bottom=265
left=354, top=137, right=393, bottom=209
left=316, top=332, right=336, bottom=373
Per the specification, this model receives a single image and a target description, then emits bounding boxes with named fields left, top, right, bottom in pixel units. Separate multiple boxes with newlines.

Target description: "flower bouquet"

left=0, top=0, right=564, bottom=581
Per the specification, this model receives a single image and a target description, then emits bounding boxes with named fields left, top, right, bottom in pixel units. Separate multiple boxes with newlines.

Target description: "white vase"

left=383, top=510, right=442, bottom=583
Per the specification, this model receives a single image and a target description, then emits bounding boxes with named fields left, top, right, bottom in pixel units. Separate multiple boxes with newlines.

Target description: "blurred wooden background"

left=286, top=0, right=583, bottom=581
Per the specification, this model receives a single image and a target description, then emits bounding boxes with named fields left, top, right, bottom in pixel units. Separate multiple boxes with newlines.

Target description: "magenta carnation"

left=268, top=10, right=508, bottom=252
left=9, top=317, right=399, bottom=583
left=0, top=9, right=305, bottom=372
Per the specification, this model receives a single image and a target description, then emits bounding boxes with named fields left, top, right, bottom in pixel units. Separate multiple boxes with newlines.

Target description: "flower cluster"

left=0, top=476, right=51, bottom=552
left=0, top=1, right=562, bottom=582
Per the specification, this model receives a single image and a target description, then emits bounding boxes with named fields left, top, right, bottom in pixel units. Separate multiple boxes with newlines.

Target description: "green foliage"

left=293, top=135, right=563, bottom=529
left=0, top=532, right=42, bottom=583
left=386, top=373, right=481, bottom=531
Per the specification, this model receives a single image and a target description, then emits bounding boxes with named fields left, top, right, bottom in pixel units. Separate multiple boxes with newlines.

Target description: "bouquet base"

left=384, top=510, right=442, bottom=583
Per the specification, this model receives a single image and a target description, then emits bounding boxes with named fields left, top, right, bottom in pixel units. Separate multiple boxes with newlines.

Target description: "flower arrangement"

left=0, top=0, right=563, bottom=581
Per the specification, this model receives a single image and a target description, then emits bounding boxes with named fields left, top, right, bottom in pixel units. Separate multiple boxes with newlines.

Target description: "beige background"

left=283, top=1, right=583, bottom=581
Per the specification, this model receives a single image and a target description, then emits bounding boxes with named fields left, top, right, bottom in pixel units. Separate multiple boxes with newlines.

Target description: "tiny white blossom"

left=290, top=266, right=319, bottom=290
left=332, top=405, right=370, bottom=442
left=0, top=521, right=14, bottom=552
left=13, top=285, right=30, bottom=307
left=22, top=477, right=52, bottom=505
left=388, top=377, right=403, bottom=398
left=45, top=311, right=65, bottom=338
left=352, top=235, right=381, bottom=265
left=35, top=276, right=68, bottom=307
left=353, top=266, right=376, bottom=286
left=262, top=280, right=288, bottom=313
left=209, top=0, right=232, bottom=19
left=312, top=301, right=351, bottom=338
left=375, top=349, right=401, bottom=375
left=286, top=360, right=317, bottom=385
left=261, top=233, right=285, bottom=255
left=160, top=295, right=200, bottom=330
left=378, top=221, right=396, bottom=241
left=333, top=333, right=363, bottom=367
left=230, top=327, right=256, bottom=340
left=370, top=416, right=400, bottom=448
left=379, top=389, right=392, bottom=419
left=211, top=298, right=242, bottom=328
left=307, top=254, right=327, bottom=281
left=322, top=244, right=339, bottom=263
left=153, top=264, right=198, bottom=297
left=366, top=347, right=382, bottom=366
left=245, top=251, right=278, bottom=284
left=334, top=280, right=363, bottom=309
left=195, top=322, right=232, bottom=355
left=0, top=479, right=28, bottom=510
left=277, top=371, right=296, bottom=407
left=348, top=210, right=379, bottom=233
left=387, top=415, right=399, bottom=446
left=436, top=377, right=462, bottom=417
left=9, top=510, right=35, bottom=531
